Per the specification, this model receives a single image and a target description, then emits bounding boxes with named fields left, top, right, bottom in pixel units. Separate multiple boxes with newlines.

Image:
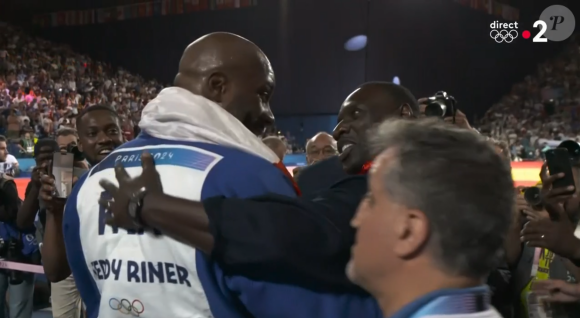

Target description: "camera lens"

left=424, top=102, right=446, bottom=117
left=523, top=187, right=542, bottom=207
left=558, top=140, right=580, bottom=163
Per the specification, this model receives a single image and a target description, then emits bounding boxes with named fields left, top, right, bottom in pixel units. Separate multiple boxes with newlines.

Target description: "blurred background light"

left=344, top=35, right=367, bottom=51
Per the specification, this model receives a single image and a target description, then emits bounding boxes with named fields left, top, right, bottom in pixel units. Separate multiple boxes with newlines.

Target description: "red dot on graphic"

left=522, top=30, right=531, bottom=39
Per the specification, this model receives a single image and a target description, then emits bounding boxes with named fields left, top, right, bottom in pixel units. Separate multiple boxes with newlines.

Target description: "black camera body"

left=557, top=140, right=580, bottom=164
left=0, top=236, right=23, bottom=285
left=424, top=91, right=457, bottom=118
left=66, top=144, right=85, bottom=162
left=523, top=187, right=542, bottom=207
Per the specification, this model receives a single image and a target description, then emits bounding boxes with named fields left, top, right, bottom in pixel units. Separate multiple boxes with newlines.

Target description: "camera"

left=0, top=237, right=23, bottom=285
left=66, top=144, right=85, bottom=162
left=557, top=140, right=580, bottom=164
left=7, top=238, right=22, bottom=285
left=424, top=91, right=457, bottom=118
left=522, top=187, right=542, bottom=207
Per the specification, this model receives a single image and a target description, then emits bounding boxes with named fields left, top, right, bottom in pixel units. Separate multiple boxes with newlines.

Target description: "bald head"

left=174, top=32, right=276, bottom=135
left=263, top=136, right=286, bottom=161
left=354, top=82, right=419, bottom=116
left=175, top=33, right=267, bottom=89
left=333, top=82, right=418, bottom=174
left=306, top=132, right=338, bottom=165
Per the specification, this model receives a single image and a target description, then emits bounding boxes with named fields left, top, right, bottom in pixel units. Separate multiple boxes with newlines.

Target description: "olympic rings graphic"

left=490, top=29, right=518, bottom=43
left=109, top=298, right=145, bottom=316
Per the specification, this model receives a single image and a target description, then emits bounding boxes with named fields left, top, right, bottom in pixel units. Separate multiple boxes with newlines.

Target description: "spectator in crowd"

left=305, top=132, right=337, bottom=165
left=5, top=109, right=20, bottom=140
left=516, top=163, right=580, bottom=318
left=55, top=127, right=78, bottom=151
left=16, top=139, right=58, bottom=235
left=17, top=130, right=34, bottom=158
left=348, top=118, right=511, bottom=318
left=294, top=131, right=345, bottom=192
left=0, top=23, right=163, bottom=157
left=478, top=34, right=580, bottom=160
left=0, top=136, right=36, bottom=318
left=0, top=136, right=18, bottom=176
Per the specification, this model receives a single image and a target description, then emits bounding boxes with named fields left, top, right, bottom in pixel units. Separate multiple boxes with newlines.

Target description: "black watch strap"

left=128, top=190, right=147, bottom=227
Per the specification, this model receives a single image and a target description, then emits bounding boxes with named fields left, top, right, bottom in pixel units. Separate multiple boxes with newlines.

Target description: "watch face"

left=128, top=201, right=139, bottom=222
left=128, top=195, right=145, bottom=227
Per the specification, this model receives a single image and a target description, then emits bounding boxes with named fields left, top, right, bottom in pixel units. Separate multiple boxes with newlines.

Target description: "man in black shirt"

left=16, top=139, right=58, bottom=231
left=0, top=135, right=22, bottom=223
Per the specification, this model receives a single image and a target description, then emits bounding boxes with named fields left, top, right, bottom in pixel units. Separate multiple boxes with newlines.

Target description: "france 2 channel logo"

left=490, top=4, right=575, bottom=43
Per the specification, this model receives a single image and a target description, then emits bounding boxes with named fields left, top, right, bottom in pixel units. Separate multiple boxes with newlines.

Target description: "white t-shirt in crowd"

left=0, top=154, right=18, bottom=174
left=6, top=154, right=18, bottom=166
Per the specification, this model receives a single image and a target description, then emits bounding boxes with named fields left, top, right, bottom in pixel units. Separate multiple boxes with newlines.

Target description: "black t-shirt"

left=0, top=178, right=21, bottom=222
left=24, top=181, right=46, bottom=228
left=487, top=262, right=514, bottom=318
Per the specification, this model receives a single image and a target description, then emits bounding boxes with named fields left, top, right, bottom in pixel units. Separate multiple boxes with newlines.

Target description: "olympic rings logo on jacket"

left=109, top=298, right=145, bottom=316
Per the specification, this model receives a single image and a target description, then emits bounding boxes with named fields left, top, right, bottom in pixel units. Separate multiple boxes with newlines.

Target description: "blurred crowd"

left=2, top=20, right=580, bottom=164
left=0, top=22, right=164, bottom=160
left=478, top=34, right=580, bottom=161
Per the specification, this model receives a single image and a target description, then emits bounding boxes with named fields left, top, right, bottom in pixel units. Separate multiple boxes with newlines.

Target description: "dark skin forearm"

left=141, top=193, right=214, bottom=254
left=568, top=239, right=580, bottom=268
left=504, top=210, right=524, bottom=267
left=17, top=184, right=40, bottom=229
left=42, top=207, right=71, bottom=282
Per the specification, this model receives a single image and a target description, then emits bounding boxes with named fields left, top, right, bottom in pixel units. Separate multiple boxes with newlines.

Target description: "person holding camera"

left=40, top=105, right=124, bottom=318
left=39, top=129, right=88, bottom=318
left=417, top=94, right=472, bottom=130
left=516, top=162, right=580, bottom=318
left=0, top=223, right=39, bottom=318
left=16, top=135, right=86, bottom=318
left=0, top=136, right=39, bottom=318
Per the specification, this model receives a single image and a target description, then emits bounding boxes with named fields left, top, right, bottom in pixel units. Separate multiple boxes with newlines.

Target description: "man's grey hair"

left=56, top=127, right=78, bottom=138
left=369, top=118, right=514, bottom=278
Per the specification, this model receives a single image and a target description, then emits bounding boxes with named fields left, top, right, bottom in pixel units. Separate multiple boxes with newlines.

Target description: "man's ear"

left=400, top=103, right=414, bottom=118
left=206, top=72, right=227, bottom=103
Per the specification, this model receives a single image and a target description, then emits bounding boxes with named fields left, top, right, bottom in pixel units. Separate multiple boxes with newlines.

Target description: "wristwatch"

left=127, top=188, right=147, bottom=227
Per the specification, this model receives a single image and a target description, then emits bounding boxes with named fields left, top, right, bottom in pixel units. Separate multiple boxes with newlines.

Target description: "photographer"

left=0, top=136, right=37, bottom=318
left=16, top=139, right=58, bottom=236
left=0, top=139, right=21, bottom=223
left=19, top=132, right=87, bottom=318
left=517, top=161, right=580, bottom=317
left=0, top=223, right=38, bottom=318
left=418, top=94, right=472, bottom=130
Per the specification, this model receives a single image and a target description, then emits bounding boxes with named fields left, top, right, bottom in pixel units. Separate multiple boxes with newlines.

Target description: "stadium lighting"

left=344, top=35, right=367, bottom=51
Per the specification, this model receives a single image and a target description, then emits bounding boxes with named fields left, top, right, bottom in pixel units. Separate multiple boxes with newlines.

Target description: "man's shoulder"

left=91, top=134, right=275, bottom=176
left=123, top=134, right=275, bottom=166
left=297, top=156, right=350, bottom=195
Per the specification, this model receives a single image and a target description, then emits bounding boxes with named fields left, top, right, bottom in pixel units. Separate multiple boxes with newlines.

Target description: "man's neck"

left=374, top=266, right=482, bottom=317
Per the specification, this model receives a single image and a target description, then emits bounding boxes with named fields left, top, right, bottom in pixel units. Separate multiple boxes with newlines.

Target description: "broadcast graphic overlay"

left=490, top=4, right=575, bottom=43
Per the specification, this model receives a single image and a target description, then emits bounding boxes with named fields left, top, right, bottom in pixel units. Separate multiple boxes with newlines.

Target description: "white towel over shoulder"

left=139, top=87, right=279, bottom=163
